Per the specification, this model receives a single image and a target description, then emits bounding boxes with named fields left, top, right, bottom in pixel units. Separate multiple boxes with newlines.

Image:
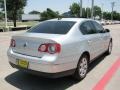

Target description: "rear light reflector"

left=10, top=39, right=16, bottom=47
left=38, top=43, right=61, bottom=54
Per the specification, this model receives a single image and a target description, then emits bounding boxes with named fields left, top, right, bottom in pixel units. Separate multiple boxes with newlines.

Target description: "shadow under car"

left=5, top=54, right=107, bottom=90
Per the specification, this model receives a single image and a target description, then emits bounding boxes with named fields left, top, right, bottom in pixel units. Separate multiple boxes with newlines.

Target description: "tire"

left=106, top=40, right=112, bottom=55
left=73, top=54, right=89, bottom=81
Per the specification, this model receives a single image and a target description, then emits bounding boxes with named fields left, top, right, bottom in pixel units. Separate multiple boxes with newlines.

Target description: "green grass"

left=0, top=21, right=39, bottom=28
left=16, top=21, right=39, bottom=26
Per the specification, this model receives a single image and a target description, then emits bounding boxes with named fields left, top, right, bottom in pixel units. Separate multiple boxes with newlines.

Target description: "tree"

left=82, top=8, right=86, bottom=18
left=0, top=11, right=4, bottom=19
left=29, top=10, right=40, bottom=14
left=103, top=12, right=111, bottom=20
left=41, top=8, right=59, bottom=20
left=93, top=6, right=102, bottom=18
left=17, top=9, right=24, bottom=20
left=86, top=7, right=91, bottom=18
left=0, top=0, right=27, bottom=27
left=69, top=2, right=120, bottom=20
left=113, top=11, right=120, bottom=20
left=102, top=11, right=120, bottom=20
left=69, top=3, right=80, bottom=17
left=0, top=0, right=4, bottom=8
left=69, top=2, right=90, bottom=18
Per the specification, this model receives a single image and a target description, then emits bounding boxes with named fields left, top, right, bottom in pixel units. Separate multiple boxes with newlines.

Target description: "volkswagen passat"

left=7, top=18, right=112, bottom=80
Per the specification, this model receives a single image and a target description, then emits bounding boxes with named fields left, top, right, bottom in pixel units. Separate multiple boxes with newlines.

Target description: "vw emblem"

left=23, top=42, right=27, bottom=48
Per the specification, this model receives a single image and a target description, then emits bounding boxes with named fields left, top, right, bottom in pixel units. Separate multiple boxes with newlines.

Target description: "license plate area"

left=17, top=59, right=29, bottom=68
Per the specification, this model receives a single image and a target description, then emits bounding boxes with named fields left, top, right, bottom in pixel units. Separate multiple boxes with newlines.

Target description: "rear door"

left=80, top=21, right=102, bottom=60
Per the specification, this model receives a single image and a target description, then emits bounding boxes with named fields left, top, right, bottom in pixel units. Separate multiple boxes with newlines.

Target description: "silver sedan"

left=7, top=18, right=112, bottom=80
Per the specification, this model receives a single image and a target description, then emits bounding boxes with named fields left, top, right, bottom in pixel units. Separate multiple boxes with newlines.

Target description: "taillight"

left=10, top=39, right=16, bottom=47
left=38, top=43, right=61, bottom=54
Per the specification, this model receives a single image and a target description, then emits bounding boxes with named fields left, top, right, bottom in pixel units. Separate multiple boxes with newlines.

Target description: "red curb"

left=93, top=58, right=120, bottom=90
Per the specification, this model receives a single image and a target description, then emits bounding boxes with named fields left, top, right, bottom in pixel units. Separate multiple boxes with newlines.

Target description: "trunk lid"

left=12, top=33, right=63, bottom=57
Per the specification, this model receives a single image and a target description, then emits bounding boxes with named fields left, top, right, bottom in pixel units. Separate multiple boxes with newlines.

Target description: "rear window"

left=27, top=21, right=76, bottom=34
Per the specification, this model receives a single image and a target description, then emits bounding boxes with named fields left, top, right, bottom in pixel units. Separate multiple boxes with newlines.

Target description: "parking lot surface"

left=0, top=25, right=120, bottom=90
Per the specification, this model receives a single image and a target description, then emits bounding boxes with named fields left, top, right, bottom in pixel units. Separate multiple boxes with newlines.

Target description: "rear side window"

left=92, top=21, right=104, bottom=33
left=28, top=21, right=76, bottom=34
left=80, top=21, right=96, bottom=35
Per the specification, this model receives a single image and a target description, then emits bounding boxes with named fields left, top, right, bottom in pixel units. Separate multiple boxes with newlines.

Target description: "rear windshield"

left=27, top=21, right=76, bottom=34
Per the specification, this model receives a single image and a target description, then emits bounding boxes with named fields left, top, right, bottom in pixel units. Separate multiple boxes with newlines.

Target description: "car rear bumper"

left=7, top=48, right=76, bottom=77
left=9, top=62, right=75, bottom=78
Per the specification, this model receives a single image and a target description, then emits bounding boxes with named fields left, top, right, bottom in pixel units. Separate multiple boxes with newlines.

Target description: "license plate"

left=18, top=59, right=29, bottom=68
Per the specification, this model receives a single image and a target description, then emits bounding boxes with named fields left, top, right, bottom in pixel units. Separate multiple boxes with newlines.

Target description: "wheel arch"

left=110, top=38, right=112, bottom=42
left=83, top=51, right=90, bottom=63
left=78, top=51, right=90, bottom=64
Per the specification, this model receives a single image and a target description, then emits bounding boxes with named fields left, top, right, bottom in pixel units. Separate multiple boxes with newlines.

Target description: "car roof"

left=47, top=18, right=93, bottom=23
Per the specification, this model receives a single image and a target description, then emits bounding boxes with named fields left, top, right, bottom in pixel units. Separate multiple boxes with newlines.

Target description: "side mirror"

left=105, top=29, right=110, bottom=33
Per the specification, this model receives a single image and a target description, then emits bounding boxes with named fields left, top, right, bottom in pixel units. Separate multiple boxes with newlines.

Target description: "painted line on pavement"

left=93, top=58, right=120, bottom=90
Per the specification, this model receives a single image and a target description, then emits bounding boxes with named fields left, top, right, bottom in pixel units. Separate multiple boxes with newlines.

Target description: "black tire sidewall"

left=107, top=41, right=113, bottom=54
left=74, top=54, right=89, bottom=80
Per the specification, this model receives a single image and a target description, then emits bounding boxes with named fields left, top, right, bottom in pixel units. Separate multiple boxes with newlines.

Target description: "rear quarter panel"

left=53, top=26, right=90, bottom=66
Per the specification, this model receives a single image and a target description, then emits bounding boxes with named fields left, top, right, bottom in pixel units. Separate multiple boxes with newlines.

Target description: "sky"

left=24, top=0, right=120, bottom=14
